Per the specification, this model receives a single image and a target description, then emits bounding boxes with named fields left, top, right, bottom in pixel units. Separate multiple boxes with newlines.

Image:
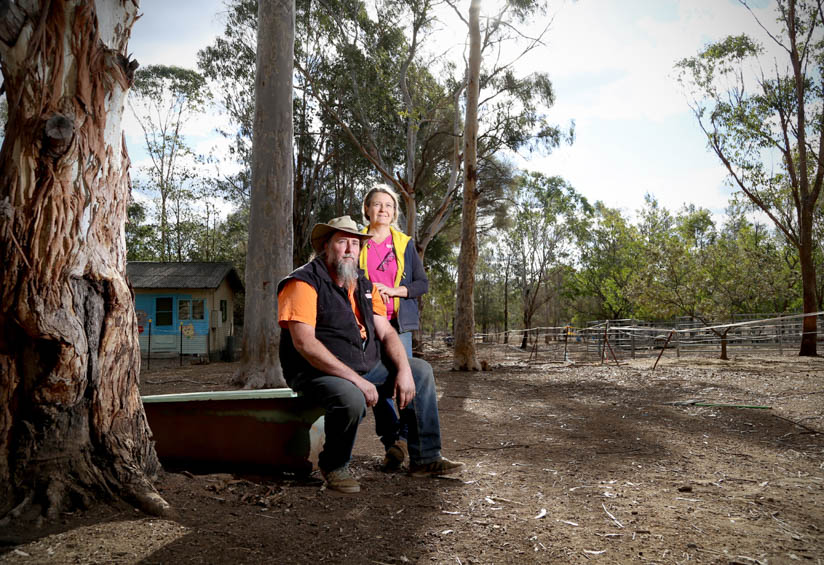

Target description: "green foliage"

left=628, top=197, right=802, bottom=326
left=506, top=172, right=589, bottom=337
left=675, top=0, right=823, bottom=353
left=132, top=65, right=209, bottom=107
left=126, top=199, right=159, bottom=261
left=574, top=202, right=642, bottom=320
left=193, top=0, right=569, bottom=276
left=420, top=189, right=806, bottom=339
left=199, top=0, right=381, bottom=265
left=126, top=61, right=244, bottom=268
left=419, top=245, right=458, bottom=335
left=197, top=0, right=256, bottom=205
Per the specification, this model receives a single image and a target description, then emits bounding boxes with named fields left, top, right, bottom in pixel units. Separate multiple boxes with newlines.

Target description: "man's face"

left=325, top=232, right=361, bottom=265
left=325, top=232, right=361, bottom=287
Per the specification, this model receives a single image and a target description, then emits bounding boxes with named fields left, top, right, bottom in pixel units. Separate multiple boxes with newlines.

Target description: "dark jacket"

left=277, top=256, right=380, bottom=382
left=359, top=226, right=428, bottom=333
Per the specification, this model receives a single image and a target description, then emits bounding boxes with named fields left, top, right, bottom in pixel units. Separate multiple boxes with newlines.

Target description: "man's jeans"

left=286, top=357, right=442, bottom=473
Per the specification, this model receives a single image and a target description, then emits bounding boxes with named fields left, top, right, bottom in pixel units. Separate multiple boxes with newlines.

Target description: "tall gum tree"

left=676, top=0, right=823, bottom=356
left=0, top=1, right=170, bottom=520
left=452, top=0, right=481, bottom=371
left=233, top=0, right=294, bottom=389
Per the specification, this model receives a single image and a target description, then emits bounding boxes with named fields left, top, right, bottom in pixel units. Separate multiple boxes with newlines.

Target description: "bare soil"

left=2, top=344, right=823, bottom=564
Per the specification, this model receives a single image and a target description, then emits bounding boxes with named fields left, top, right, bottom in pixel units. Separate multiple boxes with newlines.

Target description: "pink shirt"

left=365, top=236, right=398, bottom=319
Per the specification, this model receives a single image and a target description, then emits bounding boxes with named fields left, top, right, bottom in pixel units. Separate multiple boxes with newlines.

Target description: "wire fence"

left=139, top=321, right=238, bottom=371
left=440, top=311, right=824, bottom=365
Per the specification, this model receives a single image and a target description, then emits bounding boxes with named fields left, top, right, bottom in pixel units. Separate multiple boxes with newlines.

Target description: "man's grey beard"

left=335, top=257, right=359, bottom=289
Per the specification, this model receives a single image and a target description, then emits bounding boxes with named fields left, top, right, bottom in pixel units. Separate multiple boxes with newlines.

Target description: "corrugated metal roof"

left=127, top=262, right=244, bottom=292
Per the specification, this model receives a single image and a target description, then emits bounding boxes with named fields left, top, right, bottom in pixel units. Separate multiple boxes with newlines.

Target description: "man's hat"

left=310, top=215, right=373, bottom=253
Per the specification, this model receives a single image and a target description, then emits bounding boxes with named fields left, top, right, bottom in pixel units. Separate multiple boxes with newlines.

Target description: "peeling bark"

left=0, top=1, right=169, bottom=521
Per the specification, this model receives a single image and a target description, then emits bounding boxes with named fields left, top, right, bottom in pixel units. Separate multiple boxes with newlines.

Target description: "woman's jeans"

left=397, top=331, right=413, bottom=357
left=372, top=330, right=413, bottom=450
left=287, top=357, right=442, bottom=473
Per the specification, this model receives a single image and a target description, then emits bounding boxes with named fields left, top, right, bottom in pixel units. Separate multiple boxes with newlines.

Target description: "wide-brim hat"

left=310, top=215, right=373, bottom=253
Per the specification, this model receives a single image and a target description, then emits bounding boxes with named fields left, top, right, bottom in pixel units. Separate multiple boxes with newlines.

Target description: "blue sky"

left=126, top=0, right=781, bottom=222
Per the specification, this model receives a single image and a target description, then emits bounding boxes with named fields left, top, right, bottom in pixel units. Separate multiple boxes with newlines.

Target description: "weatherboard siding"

left=134, top=290, right=211, bottom=354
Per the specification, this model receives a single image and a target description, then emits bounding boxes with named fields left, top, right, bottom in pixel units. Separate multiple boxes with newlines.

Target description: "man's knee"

left=332, top=383, right=368, bottom=421
left=311, top=377, right=366, bottom=423
left=409, top=357, right=435, bottom=390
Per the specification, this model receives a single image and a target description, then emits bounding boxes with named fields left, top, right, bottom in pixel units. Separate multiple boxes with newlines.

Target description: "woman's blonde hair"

left=362, top=183, right=401, bottom=228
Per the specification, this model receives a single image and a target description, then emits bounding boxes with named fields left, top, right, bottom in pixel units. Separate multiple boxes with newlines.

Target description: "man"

left=277, top=216, right=463, bottom=493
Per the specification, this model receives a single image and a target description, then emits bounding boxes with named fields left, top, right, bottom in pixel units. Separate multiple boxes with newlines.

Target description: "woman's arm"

left=402, top=240, right=428, bottom=298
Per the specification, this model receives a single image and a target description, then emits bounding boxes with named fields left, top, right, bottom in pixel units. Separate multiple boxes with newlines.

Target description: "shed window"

left=220, top=300, right=228, bottom=323
left=178, top=300, right=190, bottom=321
left=178, top=299, right=205, bottom=321
left=155, top=297, right=173, bottom=326
left=192, top=300, right=204, bottom=320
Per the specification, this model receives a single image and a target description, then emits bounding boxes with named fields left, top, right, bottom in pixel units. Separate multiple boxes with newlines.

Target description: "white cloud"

left=526, top=136, right=731, bottom=219
left=529, top=0, right=781, bottom=125
left=506, top=0, right=787, bottom=221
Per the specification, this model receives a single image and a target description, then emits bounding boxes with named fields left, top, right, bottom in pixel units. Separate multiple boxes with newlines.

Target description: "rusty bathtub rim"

left=141, top=388, right=301, bottom=404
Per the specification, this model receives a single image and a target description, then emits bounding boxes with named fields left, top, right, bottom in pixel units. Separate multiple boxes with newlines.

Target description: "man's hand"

left=354, top=376, right=379, bottom=407
left=394, top=366, right=416, bottom=410
left=289, top=320, right=379, bottom=406
left=373, top=314, right=416, bottom=408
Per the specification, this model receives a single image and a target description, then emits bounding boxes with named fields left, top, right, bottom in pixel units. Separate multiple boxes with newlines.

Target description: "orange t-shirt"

left=278, top=279, right=387, bottom=339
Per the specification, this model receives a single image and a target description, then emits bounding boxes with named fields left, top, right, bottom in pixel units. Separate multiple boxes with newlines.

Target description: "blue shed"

left=127, top=262, right=244, bottom=358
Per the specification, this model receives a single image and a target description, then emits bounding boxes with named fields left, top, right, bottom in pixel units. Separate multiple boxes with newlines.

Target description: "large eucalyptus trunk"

left=0, top=1, right=169, bottom=521
left=452, top=0, right=482, bottom=371
left=234, top=0, right=294, bottom=388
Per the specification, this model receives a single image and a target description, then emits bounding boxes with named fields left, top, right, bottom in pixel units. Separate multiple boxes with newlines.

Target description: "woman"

left=359, top=183, right=429, bottom=471
left=360, top=184, right=428, bottom=355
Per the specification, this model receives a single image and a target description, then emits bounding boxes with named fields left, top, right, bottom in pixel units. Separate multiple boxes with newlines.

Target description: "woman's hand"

left=373, top=283, right=409, bottom=303
left=373, top=282, right=395, bottom=303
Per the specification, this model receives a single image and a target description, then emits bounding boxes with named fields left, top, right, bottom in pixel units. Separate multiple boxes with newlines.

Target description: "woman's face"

left=366, top=192, right=396, bottom=226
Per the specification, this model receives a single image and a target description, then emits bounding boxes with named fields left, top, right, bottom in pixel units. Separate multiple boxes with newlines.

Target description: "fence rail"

left=437, top=312, right=824, bottom=364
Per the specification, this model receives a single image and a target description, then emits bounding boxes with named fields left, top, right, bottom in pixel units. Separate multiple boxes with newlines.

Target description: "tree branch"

left=294, top=60, right=399, bottom=191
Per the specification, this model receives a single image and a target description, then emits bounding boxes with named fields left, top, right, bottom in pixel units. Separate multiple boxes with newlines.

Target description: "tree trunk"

left=452, top=0, right=482, bottom=372
left=234, top=0, right=294, bottom=388
left=521, top=311, right=531, bottom=350
left=0, top=1, right=169, bottom=521
left=720, top=331, right=729, bottom=361
left=160, top=191, right=169, bottom=261
left=503, top=258, right=510, bottom=344
left=798, top=208, right=818, bottom=356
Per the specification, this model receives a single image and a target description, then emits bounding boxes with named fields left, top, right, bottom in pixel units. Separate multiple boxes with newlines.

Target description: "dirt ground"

left=1, top=343, right=823, bottom=564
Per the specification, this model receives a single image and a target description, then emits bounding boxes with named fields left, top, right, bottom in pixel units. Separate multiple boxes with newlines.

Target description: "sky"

left=126, top=0, right=781, bottom=223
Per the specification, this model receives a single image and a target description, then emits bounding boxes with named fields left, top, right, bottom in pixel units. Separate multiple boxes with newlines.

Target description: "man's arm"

left=288, top=320, right=379, bottom=407
left=373, top=315, right=416, bottom=409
